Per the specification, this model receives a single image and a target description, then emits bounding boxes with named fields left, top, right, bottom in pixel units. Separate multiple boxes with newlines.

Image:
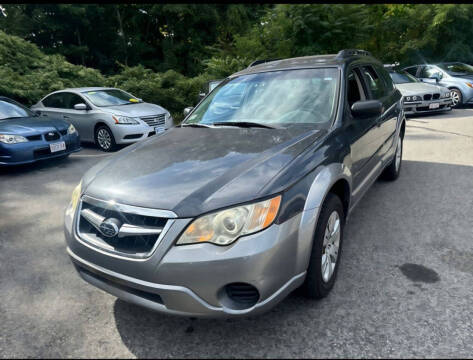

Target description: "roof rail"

left=248, top=58, right=281, bottom=68
left=336, top=49, right=372, bottom=59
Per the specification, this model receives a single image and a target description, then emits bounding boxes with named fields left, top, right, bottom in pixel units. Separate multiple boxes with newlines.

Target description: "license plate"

left=50, top=141, right=66, bottom=153
left=155, top=127, right=165, bottom=134
left=429, top=103, right=440, bottom=109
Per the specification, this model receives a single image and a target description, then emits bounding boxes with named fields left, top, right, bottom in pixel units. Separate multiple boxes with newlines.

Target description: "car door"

left=39, top=92, right=68, bottom=120
left=60, top=93, right=94, bottom=141
left=361, top=64, right=399, bottom=163
left=344, top=67, right=381, bottom=202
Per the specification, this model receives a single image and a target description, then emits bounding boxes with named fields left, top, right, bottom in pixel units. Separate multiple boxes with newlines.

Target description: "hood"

left=82, top=126, right=325, bottom=217
left=0, top=116, right=69, bottom=135
left=395, top=82, right=448, bottom=95
left=99, top=102, right=167, bottom=117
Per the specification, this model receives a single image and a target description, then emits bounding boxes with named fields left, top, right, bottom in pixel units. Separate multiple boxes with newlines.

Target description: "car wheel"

left=382, top=135, right=403, bottom=181
left=302, top=193, right=344, bottom=299
left=450, top=89, right=462, bottom=108
left=95, top=125, right=116, bottom=152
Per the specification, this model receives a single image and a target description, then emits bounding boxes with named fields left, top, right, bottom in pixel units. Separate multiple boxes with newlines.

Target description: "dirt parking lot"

left=1, top=108, right=472, bottom=358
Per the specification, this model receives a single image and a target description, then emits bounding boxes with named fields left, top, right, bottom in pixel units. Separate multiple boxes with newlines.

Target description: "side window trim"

left=42, top=92, right=66, bottom=109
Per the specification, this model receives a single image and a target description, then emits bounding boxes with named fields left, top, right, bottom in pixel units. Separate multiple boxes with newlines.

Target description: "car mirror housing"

left=74, top=103, right=88, bottom=111
left=183, top=107, right=194, bottom=116
left=351, top=100, right=383, bottom=118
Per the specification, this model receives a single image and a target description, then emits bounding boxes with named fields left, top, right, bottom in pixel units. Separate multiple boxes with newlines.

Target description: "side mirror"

left=351, top=100, right=383, bottom=118
left=422, top=78, right=437, bottom=84
left=74, top=103, right=88, bottom=111
left=429, top=73, right=442, bottom=82
left=183, top=107, right=194, bottom=116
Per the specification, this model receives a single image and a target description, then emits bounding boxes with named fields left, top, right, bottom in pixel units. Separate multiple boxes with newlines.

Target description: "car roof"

left=230, top=53, right=382, bottom=78
left=58, top=87, right=117, bottom=93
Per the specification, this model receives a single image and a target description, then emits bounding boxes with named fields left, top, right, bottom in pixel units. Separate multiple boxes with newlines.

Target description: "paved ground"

left=1, top=109, right=472, bottom=358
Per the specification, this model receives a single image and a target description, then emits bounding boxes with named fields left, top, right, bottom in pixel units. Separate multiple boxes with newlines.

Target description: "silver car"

left=387, top=69, right=452, bottom=115
left=32, top=87, right=173, bottom=151
left=403, top=62, right=473, bottom=108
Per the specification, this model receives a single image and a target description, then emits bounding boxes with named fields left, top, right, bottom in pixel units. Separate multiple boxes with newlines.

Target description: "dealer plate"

left=50, top=141, right=66, bottom=153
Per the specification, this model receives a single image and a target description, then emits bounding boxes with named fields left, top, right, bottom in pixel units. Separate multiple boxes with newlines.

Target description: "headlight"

left=412, top=95, right=420, bottom=101
left=112, top=115, right=140, bottom=125
left=405, top=96, right=411, bottom=102
left=65, top=181, right=82, bottom=217
left=67, top=124, right=77, bottom=134
left=0, top=134, right=28, bottom=144
left=177, top=195, right=282, bottom=246
left=165, top=112, right=173, bottom=123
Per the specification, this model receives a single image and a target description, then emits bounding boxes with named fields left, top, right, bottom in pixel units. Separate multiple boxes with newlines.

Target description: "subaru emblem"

left=99, top=218, right=120, bottom=237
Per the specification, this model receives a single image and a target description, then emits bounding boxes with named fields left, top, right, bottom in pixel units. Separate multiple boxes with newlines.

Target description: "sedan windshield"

left=82, top=89, right=141, bottom=107
left=438, top=63, right=473, bottom=76
left=184, top=68, right=339, bottom=128
left=389, top=71, right=418, bottom=84
left=0, top=99, right=35, bottom=120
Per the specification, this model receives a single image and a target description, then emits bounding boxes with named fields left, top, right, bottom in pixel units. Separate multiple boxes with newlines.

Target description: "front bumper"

left=403, top=98, right=452, bottom=115
left=65, top=206, right=306, bottom=318
left=112, top=123, right=168, bottom=145
left=0, top=133, right=81, bottom=165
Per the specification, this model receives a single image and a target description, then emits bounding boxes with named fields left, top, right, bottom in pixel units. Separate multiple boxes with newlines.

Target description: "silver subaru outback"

left=32, top=87, right=173, bottom=151
left=65, top=50, right=405, bottom=318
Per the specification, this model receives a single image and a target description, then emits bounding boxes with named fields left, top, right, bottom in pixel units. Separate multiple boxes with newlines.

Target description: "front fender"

left=295, top=163, right=352, bottom=274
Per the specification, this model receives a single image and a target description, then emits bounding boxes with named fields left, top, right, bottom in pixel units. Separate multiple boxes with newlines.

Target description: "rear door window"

left=42, top=93, right=68, bottom=108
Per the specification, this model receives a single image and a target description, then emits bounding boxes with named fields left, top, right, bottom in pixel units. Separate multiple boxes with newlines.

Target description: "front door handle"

left=63, top=115, right=70, bottom=119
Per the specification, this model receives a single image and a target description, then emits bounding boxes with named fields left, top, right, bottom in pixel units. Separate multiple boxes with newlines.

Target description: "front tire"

left=382, top=135, right=403, bottom=181
left=450, top=88, right=462, bottom=108
left=95, top=125, right=116, bottom=152
left=302, top=193, right=345, bottom=299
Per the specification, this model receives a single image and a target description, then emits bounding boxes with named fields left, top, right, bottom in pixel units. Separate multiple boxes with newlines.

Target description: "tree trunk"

left=115, top=5, right=128, bottom=66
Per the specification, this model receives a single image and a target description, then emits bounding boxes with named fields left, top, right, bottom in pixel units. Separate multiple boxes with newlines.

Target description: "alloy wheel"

left=97, top=128, right=112, bottom=150
left=321, top=211, right=341, bottom=283
left=395, top=136, right=402, bottom=172
left=451, top=90, right=460, bottom=107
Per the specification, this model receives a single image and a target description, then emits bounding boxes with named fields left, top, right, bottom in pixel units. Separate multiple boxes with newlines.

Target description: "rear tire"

left=302, top=193, right=345, bottom=299
left=382, top=135, right=403, bottom=181
left=95, top=125, right=116, bottom=152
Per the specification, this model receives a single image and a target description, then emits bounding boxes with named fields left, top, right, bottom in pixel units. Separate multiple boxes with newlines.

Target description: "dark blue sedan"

left=0, top=96, right=81, bottom=165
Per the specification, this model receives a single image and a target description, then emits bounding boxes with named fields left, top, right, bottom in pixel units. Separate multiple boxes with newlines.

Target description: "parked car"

left=385, top=67, right=452, bottom=115
left=403, top=62, right=473, bottom=108
left=0, top=96, right=80, bottom=165
left=64, top=49, right=405, bottom=318
left=32, top=87, right=173, bottom=152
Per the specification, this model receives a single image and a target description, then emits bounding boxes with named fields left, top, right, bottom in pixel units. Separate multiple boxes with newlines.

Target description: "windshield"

left=185, top=68, right=339, bottom=128
left=438, top=63, right=473, bottom=76
left=389, top=71, right=418, bottom=84
left=0, top=99, right=35, bottom=120
left=82, top=89, right=140, bottom=107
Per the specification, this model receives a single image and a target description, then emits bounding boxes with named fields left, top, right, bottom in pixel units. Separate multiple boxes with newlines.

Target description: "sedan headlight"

left=177, top=195, right=282, bottom=246
left=412, top=95, right=420, bottom=101
left=112, top=115, right=140, bottom=125
left=0, top=134, right=28, bottom=144
left=67, top=124, right=77, bottom=134
left=65, top=181, right=82, bottom=217
left=165, top=112, right=173, bottom=124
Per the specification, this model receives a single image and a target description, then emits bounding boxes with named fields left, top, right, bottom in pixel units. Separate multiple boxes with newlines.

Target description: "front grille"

left=33, top=145, right=68, bottom=159
left=225, top=283, right=260, bottom=306
left=141, top=114, right=166, bottom=127
left=44, top=132, right=60, bottom=141
left=26, top=134, right=42, bottom=141
left=77, top=197, right=171, bottom=257
left=432, top=93, right=440, bottom=100
left=423, top=94, right=432, bottom=101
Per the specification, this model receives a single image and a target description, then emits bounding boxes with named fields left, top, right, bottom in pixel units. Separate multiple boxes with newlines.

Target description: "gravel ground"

left=1, top=108, right=472, bottom=358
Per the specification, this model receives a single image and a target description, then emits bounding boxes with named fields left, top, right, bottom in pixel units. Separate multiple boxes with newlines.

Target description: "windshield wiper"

left=211, top=121, right=277, bottom=129
left=179, top=123, right=214, bottom=128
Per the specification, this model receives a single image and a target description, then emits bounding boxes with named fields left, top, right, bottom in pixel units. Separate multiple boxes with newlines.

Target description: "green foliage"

left=0, top=30, right=104, bottom=105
